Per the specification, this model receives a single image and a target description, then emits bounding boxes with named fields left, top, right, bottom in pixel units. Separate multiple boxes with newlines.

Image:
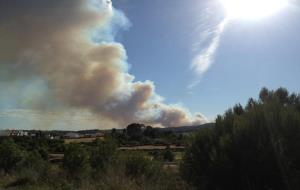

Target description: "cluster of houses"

left=0, top=130, right=30, bottom=137
left=0, top=129, right=104, bottom=141
left=0, top=130, right=60, bottom=139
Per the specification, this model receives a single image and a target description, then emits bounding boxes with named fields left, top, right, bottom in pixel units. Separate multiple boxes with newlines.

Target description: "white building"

left=64, top=132, right=81, bottom=139
left=10, top=130, right=28, bottom=137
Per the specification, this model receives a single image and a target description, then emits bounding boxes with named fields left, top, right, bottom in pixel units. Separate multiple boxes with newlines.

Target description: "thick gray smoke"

left=0, top=0, right=207, bottom=129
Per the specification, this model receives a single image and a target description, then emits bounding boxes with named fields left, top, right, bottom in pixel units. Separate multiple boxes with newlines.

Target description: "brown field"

left=118, top=145, right=185, bottom=151
left=48, top=153, right=64, bottom=162
left=64, top=137, right=104, bottom=144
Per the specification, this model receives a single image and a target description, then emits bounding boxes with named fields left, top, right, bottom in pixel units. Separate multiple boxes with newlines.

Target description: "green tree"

left=90, top=138, right=117, bottom=171
left=111, top=128, right=117, bottom=138
left=163, top=146, right=175, bottom=162
left=143, top=126, right=159, bottom=139
left=123, top=153, right=162, bottom=179
left=181, top=87, right=300, bottom=190
left=0, top=138, right=24, bottom=173
left=126, top=123, right=144, bottom=141
left=63, top=144, right=88, bottom=176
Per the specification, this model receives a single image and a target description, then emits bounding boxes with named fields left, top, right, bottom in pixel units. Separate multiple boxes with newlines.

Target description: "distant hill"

left=75, top=123, right=215, bottom=135
left=2, top=123, right=215, bottom=136
left=75, top=123, right=215, bottom=134
left=159, top=123, right=215, bottom=134
left=0, top=123, right=215, bottom=136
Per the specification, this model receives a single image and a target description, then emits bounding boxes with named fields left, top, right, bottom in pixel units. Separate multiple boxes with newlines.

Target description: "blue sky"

left=0, top=0, right=300, bottom=130
left=113, top=0, right=300, bottom=120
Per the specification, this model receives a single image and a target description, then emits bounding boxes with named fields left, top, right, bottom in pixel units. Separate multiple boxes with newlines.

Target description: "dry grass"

left=118, top=145, right=185, bottom=151
left=64, top=137, right=104, bottom=144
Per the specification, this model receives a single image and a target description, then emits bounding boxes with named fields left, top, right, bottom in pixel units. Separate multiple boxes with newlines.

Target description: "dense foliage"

left=181, top=87, right=300, bottom=190
left=0, top=137, right=188, bottom=190
left=112, top=123, right=186, bottom=146
left=0, top=138, right=23, bottom=173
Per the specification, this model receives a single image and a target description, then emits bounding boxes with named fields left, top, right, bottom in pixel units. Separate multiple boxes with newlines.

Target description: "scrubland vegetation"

left=0, top=136, right=188, bottom=190
left=181, top=87, right=300, bottom=190
left=0, top=87, right=299, bottom=190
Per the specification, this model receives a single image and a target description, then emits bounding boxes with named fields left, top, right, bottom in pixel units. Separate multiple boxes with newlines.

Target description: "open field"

left=118, top=145, right=185, bottom=151
left=64, top=137, right=104, bottom=144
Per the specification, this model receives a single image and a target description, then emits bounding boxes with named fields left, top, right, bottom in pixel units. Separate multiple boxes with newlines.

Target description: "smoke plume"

left=0, top=0, right=207, bottom=129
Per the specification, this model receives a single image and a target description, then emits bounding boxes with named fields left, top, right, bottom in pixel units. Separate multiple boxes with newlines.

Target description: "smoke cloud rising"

left=0, top=0, right=207, bottom=129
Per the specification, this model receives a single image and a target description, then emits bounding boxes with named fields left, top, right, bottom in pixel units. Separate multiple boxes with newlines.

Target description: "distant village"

left=0, top=124, right=213, bottom=146
left=0, top=124, right=212, bottom=139
left=0, top=129, right=105, bottom=142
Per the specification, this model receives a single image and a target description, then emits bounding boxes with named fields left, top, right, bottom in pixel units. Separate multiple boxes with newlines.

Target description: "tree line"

left=181, top=87, right=300, bottom=190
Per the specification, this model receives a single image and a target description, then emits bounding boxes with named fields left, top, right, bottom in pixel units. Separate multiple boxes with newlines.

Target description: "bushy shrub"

left=0, top=138, right=24, bottom=173
left=90, top=138, right=117, bottom=172
left=163, top=146, right=175, bottom=162
left=181, top=87, right=300, bottom=190
left=63, top=144, right=89, bottom=176
left=123, top=153, right=162, bottom=179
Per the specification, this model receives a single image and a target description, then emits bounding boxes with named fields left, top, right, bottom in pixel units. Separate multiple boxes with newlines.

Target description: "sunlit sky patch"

left=113, top=0, right=300, bottom=120
left=221, top=0, right=288, bottom=20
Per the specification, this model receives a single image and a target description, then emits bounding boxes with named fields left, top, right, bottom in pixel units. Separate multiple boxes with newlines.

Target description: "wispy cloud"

left=191, top=19, right=228, bottom=77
